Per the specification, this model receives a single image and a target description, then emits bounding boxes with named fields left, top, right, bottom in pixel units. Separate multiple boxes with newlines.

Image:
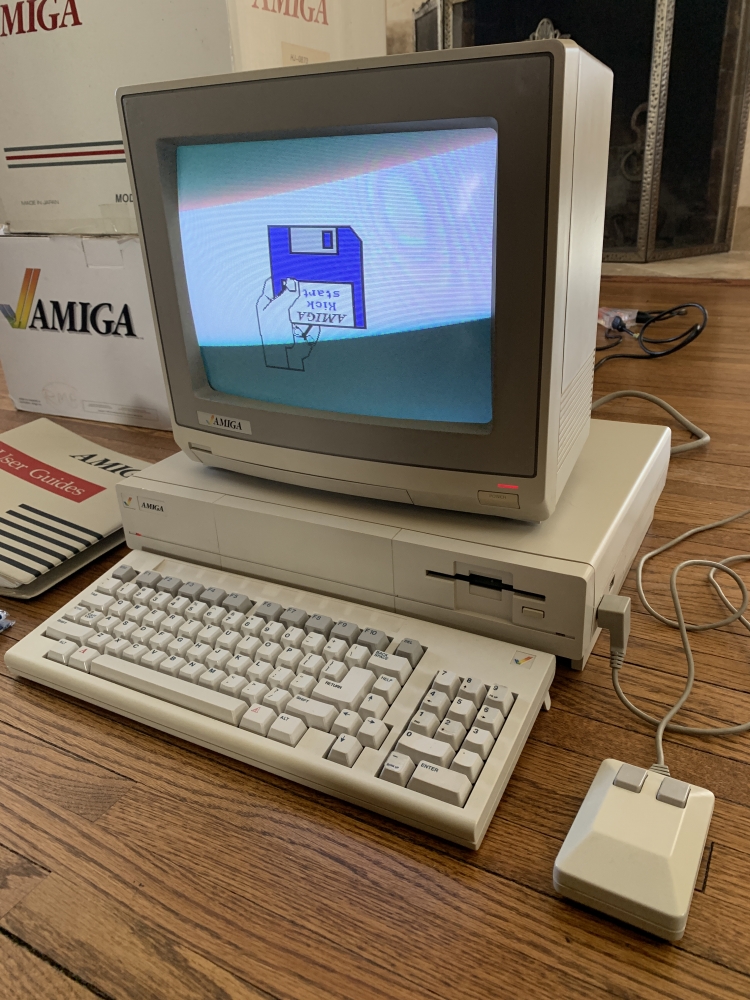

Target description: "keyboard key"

left=255, top=600, right=283, bottom=623
left=247, top=660, right=273, bottom=684
left=222, top=610, right=246, bottom=632
left=380, top=752, right=415, bottom=786
left=358, top=717, right=388, bottom=749
left=80, top=611, right=104, bottom=631
left=112, top=563, right=137, bottom=583
left=330, top=621, right=360, bottom=645
left=394, top=638, right=424, bottom=667
left=63, top=604, right=88, bottom=624
left=186, top=643, right=212, bottom=664
left=223, top=592, right=253, bottom=615
left=227, top=654, right=252, bottom=676
left=133, top=587, right=156, bottom=606
left=240, top=616, right=265, bottom=638
left=289, top=673, right=317, bottom=698
left=178, top=581, right=205, bottom=600
left=149, top=592, right=173, bottom=613
left=409, top=710, right=439, bottom=737
left=179, top=661, right=206, bottom=683
left=344, top=644, right=370, bottom=670
left=105, top=637, right=131, bottom=658
left=240, top=681, right=269, bottom=705
left=277, top=646, right=304, bottom=672
left=96, top=578, right=122, bottom=597
left=156, top=575, right=182, bottom=596
left=168, top=635, right=193, bottom=658
left=408, top=761, right=471, bottom=807
left=474, top=706, right=505, bottom=738
left=285, top=695, right=337, bottom=732
left=143, top=610, right=167, bottom=631
left=268, top=666, right=295, bottom=690
left=298, top=653, right=325, bottom=678
left=114, top=620, right=139, bottom=642
left=215, top=630, right=241, bottom=654
left=257, top=641, right=283, bottom=665
left=463, top=726, right=494, bottom=760
left=167, top=596, right=191, bottom=617
left=301, top=632, right=327, bottom=657
left=450, top=749, right=483, bottom=783
left=122, top=643, right=149, bottom=664
left=199, top=667, right=227, bottom=691
left=320, top=659, right=348, bottom=683
left=458, top=677, right=487, bottom=708
left=203, top=606, right=227, bottom=628
left=47, top=638, right=79, bottom=665
left=141, top=649, right=167, bottom=670
left=132, top=626, right=156, bottom=647
left=185, top=601, right=209, bottom=622
left=281, top=627, right=305, bottom=649
left=178, top=620, right=203, bottom=643
left=261, top=621, right=286, bottom=645
left=200, top=587, right=226, bottom=607
left=269, top=713, right=307, bottom=747
left=97, top=616, right=121, bottom=636
left=87, top=633, right=111, bottom=653
left=69, top=646, right=98, bottom=672
left=434, top=719, right=466, bottom=751
left=396, top=731, right=455, bottom=768
left=240, top=703, right=276, bottom=736
left=110, top=599, right=134, bottom=620
left=161, top=614, right=186, bottom=636
left=236, top=635, right=262, bottom=660
left=323, top=637, right=348, bottom=662
left=313, top=667, right=374, bottom=712
left=446, top=697, right=477, bottom=729
left=367, top=650, right=412, bottom=685
left=263, top=687, right=292, bottom=713
left=91, top=655, right=247, bottom=726
left=81, top=591, right=115, bottom=615
left=331, top=710, right=362, bottom=737
left=197, top=624, right=223, bottom=646
left=116, top=582, right=139, bottom=603
left=357, top=628, right=389, bottom=653
left=45, top=617, right=95, bottom=645
left=206, top=648, right=232, bottom=671
left=484, top=684, right=514, bottom=716
left=360, top=693, right=388, bottom=721
left=280, top=606, right=308, bottom=629
left=136, top=570, right=161, bottom=588
left=305, top=614, right=333, bottom=638
left=371, top=674, right=400, bottom=705
left=327, top=734, right=362, bottom=767
left=159, top=656, right=186, bottom=677
left=433, top=670, right=461, bottom=700
left=124, top=604, right=149, bottom=626
left=421, top=689, right=450, bottom=721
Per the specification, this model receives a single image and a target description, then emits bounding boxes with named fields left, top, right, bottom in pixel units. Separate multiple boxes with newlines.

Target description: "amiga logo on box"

left=252, top=0, right=328, bottom=25
left=1, top=267, right=137, bottom=337
left=0, top=0, right=82, bottom=36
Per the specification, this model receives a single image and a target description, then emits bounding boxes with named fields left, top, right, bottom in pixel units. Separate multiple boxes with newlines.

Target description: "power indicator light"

left=497, top=484, right=518, bottom=490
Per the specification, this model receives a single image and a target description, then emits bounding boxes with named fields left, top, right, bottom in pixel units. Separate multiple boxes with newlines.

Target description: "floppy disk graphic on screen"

left=257, top=225, right=366, bottom=371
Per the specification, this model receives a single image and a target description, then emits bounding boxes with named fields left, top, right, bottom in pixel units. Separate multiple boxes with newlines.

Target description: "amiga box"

left=0, top=233, right=171, bottom=428
left=0, top=0, right=386, bottom=235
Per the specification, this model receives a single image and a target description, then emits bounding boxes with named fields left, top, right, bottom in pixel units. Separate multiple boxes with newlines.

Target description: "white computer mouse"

left=553, top=758, right=714, bottom=940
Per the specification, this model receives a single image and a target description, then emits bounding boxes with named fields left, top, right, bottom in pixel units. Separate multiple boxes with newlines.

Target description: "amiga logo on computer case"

left=198, top=411, right=252, bottom=434
left=251, top=0, right=329, bottom=24
left=0, top=268, right=137, bottom=337
left=0, top=0, right=82, bottom=37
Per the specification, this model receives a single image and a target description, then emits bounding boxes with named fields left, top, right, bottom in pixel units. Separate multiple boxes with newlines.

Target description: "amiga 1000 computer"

left=5, top=42, right=676, bottom=860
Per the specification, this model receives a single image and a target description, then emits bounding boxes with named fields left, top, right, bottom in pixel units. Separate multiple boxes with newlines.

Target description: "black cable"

left=595, top=302, right=707, bottom=370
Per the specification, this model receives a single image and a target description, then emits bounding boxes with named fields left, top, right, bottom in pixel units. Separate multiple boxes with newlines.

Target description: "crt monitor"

left=118, top=39, right=612, bottom=521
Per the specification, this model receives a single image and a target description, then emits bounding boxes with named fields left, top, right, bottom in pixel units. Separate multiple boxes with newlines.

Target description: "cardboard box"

left=0, top=233, right=172, bottom=428
left=0, top=0, right=386, bottom=235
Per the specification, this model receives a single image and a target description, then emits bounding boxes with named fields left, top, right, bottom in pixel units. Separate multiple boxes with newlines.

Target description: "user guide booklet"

left=0, top=418, right=147, bottom=591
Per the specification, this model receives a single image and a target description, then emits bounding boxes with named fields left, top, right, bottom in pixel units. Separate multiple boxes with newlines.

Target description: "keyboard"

left=6, top=550, right=554, bottom=848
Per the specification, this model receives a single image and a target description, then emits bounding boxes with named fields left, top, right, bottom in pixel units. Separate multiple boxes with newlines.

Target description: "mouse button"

left=656, top=777, right=691, bottom=809
left=613, top=762, right=648, bottom=793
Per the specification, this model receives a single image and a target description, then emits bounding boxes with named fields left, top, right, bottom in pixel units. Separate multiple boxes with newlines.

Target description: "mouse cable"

left=592, top=390, right=710, bottom=456
left=595, top=302, right=707, bottom=371
left=602, top=507, right=750, bottom=774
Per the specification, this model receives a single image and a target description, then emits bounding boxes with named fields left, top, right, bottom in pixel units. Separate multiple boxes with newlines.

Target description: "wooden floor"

left=1, top=278, right=749, bottom=999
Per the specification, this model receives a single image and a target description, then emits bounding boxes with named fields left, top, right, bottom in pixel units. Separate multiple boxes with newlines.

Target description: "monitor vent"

left=558, top=352, right=594, bottom=470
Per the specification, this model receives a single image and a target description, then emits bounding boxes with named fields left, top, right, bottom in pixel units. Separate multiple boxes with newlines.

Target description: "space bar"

left=90, top=655, right=248, bottom=726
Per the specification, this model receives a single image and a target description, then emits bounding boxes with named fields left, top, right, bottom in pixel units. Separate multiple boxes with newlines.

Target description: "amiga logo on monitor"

left=119, top=40, right=612, bottom=520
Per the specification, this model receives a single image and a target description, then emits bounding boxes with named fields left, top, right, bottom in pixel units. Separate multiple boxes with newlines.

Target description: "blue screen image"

left=177, top=127, right=497, bottom=424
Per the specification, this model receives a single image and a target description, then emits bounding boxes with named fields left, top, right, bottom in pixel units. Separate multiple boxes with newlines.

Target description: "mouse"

left=553, top=758, right=714, bottom=940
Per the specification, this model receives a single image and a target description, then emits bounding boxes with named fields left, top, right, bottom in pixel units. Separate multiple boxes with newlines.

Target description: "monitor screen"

left=176, top=125, right=497, bottom=426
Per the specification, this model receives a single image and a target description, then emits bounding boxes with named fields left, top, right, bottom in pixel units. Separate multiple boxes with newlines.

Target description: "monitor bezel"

left=121, top=50, right=554, bottom=477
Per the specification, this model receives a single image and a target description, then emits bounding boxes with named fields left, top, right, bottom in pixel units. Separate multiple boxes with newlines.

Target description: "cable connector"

left=597, top=594, right=631, bottom=666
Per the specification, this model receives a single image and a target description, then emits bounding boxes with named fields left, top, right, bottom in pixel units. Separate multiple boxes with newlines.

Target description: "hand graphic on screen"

left=256, top=277, right=320, bottom=371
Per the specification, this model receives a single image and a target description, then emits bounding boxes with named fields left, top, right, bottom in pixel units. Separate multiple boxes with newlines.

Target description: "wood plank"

left=0, top=931, right=98, bottom=1000
left=0, top=844, right=49, bottom=920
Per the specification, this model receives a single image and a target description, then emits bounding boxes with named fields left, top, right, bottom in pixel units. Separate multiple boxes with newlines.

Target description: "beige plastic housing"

left=117, top=419, right=670, bottom=669
left=553, top=759, right=714, bottom=940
